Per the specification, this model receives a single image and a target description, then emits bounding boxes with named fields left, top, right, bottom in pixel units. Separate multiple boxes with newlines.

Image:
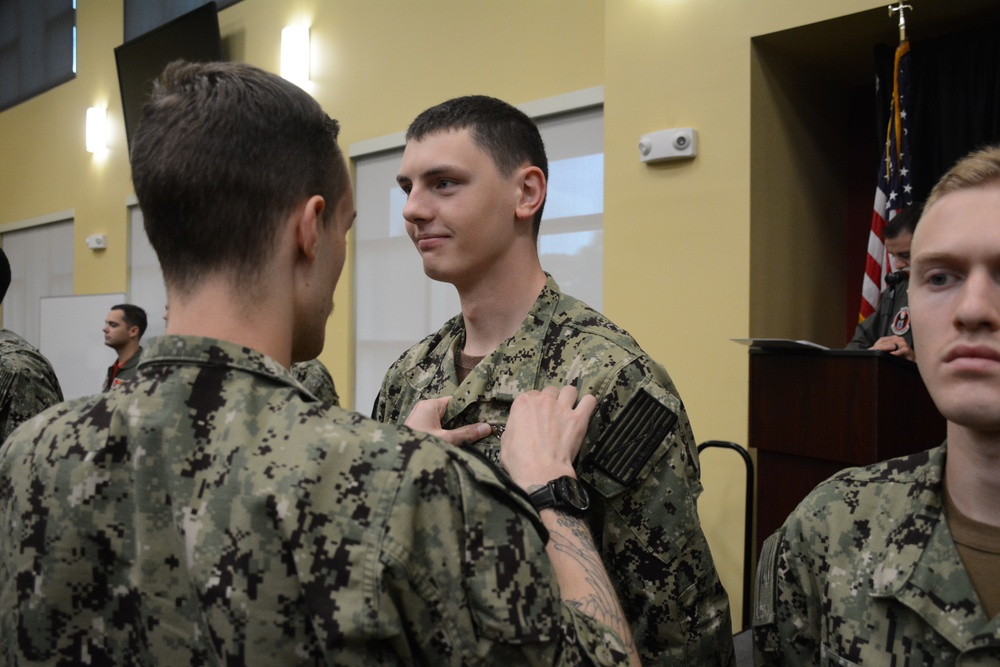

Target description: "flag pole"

left=859, top=3, right=916, bottom=322
left=888, top=2, right=912, bottom=42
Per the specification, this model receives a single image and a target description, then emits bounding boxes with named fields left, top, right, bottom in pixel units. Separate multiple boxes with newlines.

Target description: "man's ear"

left=296, top=195, right=327, bottom=261
left=514, top=166, right=546, bottom=222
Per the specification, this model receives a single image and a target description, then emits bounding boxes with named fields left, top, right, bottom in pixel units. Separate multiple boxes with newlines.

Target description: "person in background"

left=0, top=61, right=636, bottom=666
left=376, top=94, right=733, bottom=665
left=0, top=247, right=62, bottom=442
left=753, top=145, right=1000, bottom=665
left=102, top=303, right=147, bottom=390
left=846, top=202, right=923, bottom=360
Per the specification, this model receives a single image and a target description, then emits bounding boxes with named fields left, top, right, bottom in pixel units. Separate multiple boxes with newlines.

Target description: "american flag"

left=860, top=37, right=913, bottom=321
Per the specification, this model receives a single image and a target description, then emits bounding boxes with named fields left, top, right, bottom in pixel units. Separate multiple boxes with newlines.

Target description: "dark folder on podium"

left=737, top=339, right=946, bottom=557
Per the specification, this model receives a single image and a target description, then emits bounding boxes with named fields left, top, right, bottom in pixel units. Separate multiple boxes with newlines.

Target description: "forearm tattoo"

left=549, top=512, right=635, bottom=653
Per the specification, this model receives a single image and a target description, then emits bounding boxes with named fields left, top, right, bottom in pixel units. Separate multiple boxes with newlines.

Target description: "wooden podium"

left=748, top=347, right=946, bottom=557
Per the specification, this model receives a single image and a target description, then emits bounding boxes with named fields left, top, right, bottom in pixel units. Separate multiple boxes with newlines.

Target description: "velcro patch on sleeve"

left=753, top=530, right=783, bottom=627
left=591, top=388, right=677, bottom=486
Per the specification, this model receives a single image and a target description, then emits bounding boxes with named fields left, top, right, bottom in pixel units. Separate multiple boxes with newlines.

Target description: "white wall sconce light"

left=86, top=106, right=107, bottom=154
left=281, top=25, right=311, bottom=86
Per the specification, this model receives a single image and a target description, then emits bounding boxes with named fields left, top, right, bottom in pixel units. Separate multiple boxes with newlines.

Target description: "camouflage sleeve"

left=751, top=522, right=823, bottom=665
left=380, top=442, right=630, bottom=666
left=0, top=360, right=63, bottom=443
left=579, top=358, right=734, bottom=664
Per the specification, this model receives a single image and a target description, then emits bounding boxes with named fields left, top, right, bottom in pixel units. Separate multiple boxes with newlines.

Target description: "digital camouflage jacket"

left=0, top=335, right=629, bottom=666
left=375, top=275, right=734, bottom=666
left=753, top=443, right=1000, bottom=666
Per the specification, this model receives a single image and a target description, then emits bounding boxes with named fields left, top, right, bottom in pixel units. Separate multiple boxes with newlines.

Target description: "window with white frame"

left=2, top=220, right=74, bottom=346
left=352, top=102, right=604, bottom=414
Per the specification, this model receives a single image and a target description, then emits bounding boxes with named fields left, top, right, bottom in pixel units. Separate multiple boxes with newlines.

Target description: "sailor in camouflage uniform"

left=0, top=248, right=63, bottom=442
left=753, top=146, right=1000, bottom=665
left=291, top=357, right=340, bottom=405
left=0, top=61, right=635, bottom=666
left=378, top=95, right=733, bottom=665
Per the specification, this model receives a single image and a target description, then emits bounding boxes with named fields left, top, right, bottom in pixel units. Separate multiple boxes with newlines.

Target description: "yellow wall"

left=0, top=0, right=936, bottom=632
left=605, top=0, right=891, bottom=628
left=0, top=2, right=133, bottom=294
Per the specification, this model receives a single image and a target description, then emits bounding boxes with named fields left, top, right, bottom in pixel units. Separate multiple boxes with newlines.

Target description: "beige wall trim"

left=349, top=130, right=407, bottom=159
left=0, top=209, right=74, bottom=235
left=348, top=85, right=605, bottom=159
left=519, top=85, right=604, bottom=119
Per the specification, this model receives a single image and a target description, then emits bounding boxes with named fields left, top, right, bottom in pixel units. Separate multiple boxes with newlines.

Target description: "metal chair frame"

left=697, top=440, right=755, bottom=631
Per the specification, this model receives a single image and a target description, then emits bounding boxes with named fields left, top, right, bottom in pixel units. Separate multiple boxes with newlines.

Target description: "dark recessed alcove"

left=749, top=1, right=1000, bottom=345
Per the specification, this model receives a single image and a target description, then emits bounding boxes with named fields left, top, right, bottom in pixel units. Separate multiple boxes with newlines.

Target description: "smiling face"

left=910, top=184, right=1000, bottom=432
left=396, top=129, right=532, bottom=291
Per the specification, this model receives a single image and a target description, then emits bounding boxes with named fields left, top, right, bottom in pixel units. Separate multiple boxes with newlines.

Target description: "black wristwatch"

left=528, top=476, right=590, bottom=516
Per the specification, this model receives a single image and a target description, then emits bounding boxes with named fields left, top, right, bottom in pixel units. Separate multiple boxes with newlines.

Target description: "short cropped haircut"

left=130, top=60, right=349, bottom=295
left=925, top=144, right=1000, bottom=211
left=406, top=95, right=548, bottom=237
left=111, top=304, right=148, bottom=338
left=884, top=201, right=923, bottom=239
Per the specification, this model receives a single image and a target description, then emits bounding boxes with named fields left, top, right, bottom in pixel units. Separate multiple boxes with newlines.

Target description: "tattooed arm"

left=502, top=386, right=640, bottom=667
left=536, top=497, right=639, bottom=664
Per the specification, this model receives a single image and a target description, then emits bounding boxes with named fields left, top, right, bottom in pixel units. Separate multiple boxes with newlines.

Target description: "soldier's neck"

left=458, top=266, right=546, bottom=357
left=164, top=276, right=294, bottom=368
left=945, top=423, right=1000, bottom=528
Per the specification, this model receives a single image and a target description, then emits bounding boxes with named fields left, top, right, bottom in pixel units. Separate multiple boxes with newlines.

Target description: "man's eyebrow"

left=912, top=251, right=960, bottom=266
left=397, top=165, right=462, bottom=185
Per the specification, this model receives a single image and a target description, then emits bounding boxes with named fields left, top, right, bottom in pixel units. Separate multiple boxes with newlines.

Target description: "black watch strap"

left=528, top=476, right=589, bottom=516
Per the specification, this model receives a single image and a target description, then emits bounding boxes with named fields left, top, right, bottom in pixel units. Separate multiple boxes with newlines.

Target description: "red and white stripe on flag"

left=859, top=37, right=912, bottom=322
left=860, top=191, right=892, bottom=320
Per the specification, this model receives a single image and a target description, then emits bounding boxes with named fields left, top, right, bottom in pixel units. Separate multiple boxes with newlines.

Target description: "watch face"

left=555, top=477, right=590, bottom=512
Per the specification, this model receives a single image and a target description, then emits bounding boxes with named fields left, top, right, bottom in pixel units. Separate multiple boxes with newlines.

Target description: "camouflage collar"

left=402, top=275, right=561, bottom=425
left=869, top=444, right=1000, bottom=648
left=138, top=335, right=298, bottom=388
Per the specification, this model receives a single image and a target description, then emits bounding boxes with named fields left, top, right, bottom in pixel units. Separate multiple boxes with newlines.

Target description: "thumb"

left=449, top=422, right=492, bottom=446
